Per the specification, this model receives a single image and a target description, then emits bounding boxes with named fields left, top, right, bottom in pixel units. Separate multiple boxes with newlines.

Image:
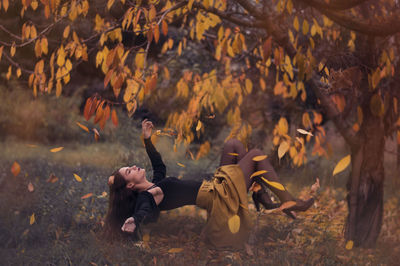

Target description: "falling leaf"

left=177, top=162, right=185, bottom=167
left=81, top=193, right=93, bottom=199
left=47, top=173, right=59, bottom=183
left=227, top=152, right=239, bottom=156
left=29, top=213, right=35, bottom=225
left=345, top=240, right=354, bottom=250
left=252, top=155, right=268, bottom=161
left=297, top=128, right=313, bottom=136
left=76, top=122, right=89, bottom=132
left=196, top=120, right=202, bottom=131
left=278, top=141, right=289, bottom=159
left=93, top=128, right=100, bottom=141
left=50, top=147, right=64, bottom=152
left=333, top=155, right=351, bottom=176
left=28, top=182, right=34, bottom=192
left=260, top=176, right=285, bottom=191
left=168, top=248, right=183, bottom=253
left=228, top=214, right=240, bottom=234
left=73, top=173, right=82, bottom=182
left=250, top=170, right=268, bottom=179
left=11, top=161, right=21, bottom=176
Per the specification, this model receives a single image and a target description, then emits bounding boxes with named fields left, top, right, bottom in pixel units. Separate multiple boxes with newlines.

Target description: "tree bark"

left=344, top=102, right=385, bottom=248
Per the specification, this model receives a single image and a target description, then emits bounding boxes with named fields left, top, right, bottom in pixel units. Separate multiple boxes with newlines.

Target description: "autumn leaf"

left=47, top=173, right=59, bottom=183
left=333, top=155, right=351, bottom=176
left=228, top=214, right=240, bottom=234
left=28, top=182, right=34, bottom=192
left=11, top=161, right=21, bottom=177
left=76, top=122, right=89, bottom=132
left=81, top=193, right=93, bottom=199
left=260, top=176, right=286, bottom=191
left=196, top=120, right=202, bottom=131
left=278, top=141, right=289, bottom=159
left=29, top=213, right=35, bottom=225
left=73, top=173, right=82, bottom=182
left=177, top=162, right=185, bottom=167
left=297, top=128, right=313, bottom=136
left=227, top=152, right=239, bottom=156
left=250, top=170, right=268, bottom=179
left=168, top=248, right=183, bottom=253
left=345, top=240, right=354, bottom=250
left=111, top=109, right=118, bottom=127
left=50, top=147, right=64, bottom=152
left=252, top=155, right=267, bottom=161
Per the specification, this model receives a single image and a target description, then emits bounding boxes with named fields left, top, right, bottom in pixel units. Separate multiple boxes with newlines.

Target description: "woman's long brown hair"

left=102, top=169, right=139, bottom=241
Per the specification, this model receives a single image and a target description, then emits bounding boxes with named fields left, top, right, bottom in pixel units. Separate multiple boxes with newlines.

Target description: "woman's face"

left=118, top=165, right=146, bottom=189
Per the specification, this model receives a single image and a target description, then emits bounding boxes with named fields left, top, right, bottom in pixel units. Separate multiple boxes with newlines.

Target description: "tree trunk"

left=344, top=106, right=385, bottom=248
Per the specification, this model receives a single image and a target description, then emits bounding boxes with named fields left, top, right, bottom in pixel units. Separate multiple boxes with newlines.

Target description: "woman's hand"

left=121, top=217, right=136, bottom=233
left=142, top=118, right=154, bottom=139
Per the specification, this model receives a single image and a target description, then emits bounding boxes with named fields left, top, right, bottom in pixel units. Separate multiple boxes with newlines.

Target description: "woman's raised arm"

left=142, top=118, right=166, bottom=183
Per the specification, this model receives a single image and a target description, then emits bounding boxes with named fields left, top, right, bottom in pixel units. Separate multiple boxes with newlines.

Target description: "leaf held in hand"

left=333, top=155, right=351, bottom=176
left=228, top=214, right=240, bottom=234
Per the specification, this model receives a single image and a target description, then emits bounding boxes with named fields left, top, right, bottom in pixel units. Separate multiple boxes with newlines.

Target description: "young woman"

left=104, top=118, right=315, bottom=250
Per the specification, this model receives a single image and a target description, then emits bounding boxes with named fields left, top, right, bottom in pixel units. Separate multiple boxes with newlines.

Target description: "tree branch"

left=309, top=5, right=400, bottom=36
left=299, top=0, right=369, bottom=10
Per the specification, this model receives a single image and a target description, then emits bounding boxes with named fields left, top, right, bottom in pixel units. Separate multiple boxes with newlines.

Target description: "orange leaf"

left=11, top=161, right=21, bottom=177
left=47, top=173, right=59, bottom=183
left=111, top=109, right=118, bottom=127
left=76, top=122, right=89, bottom=132
left=50, top=147, right=64, bottom=152
left=81, top=193, right=93, bottom=199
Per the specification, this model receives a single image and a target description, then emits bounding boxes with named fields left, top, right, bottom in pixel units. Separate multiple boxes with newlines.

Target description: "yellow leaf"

left=345, top=240, right=354, bottom=250
left=10, top=42, right=16, bottom=57
left=196, top=120, right=202, bottom=131
left=57, top=46, right=65, bottom=67
left=63, top=25, right=70, bottom=39
left=41, top=37, right=48, bottom=55
left=227, top=152, right=239, bottom=156
left=293, top=16, right=299, bottom=32
left=333, top=154, right=351, bottom=176
left=168, top=248, right=183, bottom=253
left=11, top=161, right=21, bottom=177
left=28, top=182, right=34, bottom=192
left=228, top=214, right=240, bottom=234
left=76, top=122, right=89, bottom=132
left=245, top=78, right=252, bottom=94
left=252, top=155, right=268, bottom=161
left=135, top=48, right=145, bottom=69
left=81, top=193, right=93, bottom=199
left=278, top=141, right=289, bottom=159
left=297, top=128, right=313, bottom=136
left=29, top=213, right=35, bottom=225
left=50, top=147, right=64, bottom=152
left=261, top=176, right=285, bottom=191
left=302, top=19, right=309, bottom=35
left=177, top=162, right=185, bottom=167
left=16, top=68, right=22, bottom=78
left=277, top=117, right=288, bottom=135
left=250, top=170, right=268, bottom=179
left=73, top=173, right=82, bottom=182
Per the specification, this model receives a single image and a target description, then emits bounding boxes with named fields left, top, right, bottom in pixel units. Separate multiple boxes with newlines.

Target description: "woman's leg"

left=238, top=148, right=295, bottom=202
left=219, top=138, right=248, bottom=166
